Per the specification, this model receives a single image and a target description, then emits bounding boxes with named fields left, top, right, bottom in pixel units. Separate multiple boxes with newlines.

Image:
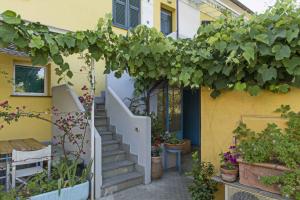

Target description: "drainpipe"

left=90, top=59, right=95, bottom=200
left=176, top=0, right=179, bottom=39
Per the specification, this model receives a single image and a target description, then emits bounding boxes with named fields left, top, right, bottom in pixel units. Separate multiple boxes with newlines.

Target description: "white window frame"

left=13, top=63, right=48, bottom=96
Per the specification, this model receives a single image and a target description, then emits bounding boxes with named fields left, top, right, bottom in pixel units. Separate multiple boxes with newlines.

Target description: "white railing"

left=52, top=84, right=102, bottom=199
left=106, top=86, right=151, bottom=184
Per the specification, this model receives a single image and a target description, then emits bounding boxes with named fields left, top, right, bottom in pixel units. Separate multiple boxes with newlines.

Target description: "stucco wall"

left=200, top=87, right=300, bottom=169
left=201, top=87, right=300, bottom=199
left=178, top=0, right=200, bottom=38
left=0, top=1, right=123, bottom=141
left=0, top=54, right=52, bottom=141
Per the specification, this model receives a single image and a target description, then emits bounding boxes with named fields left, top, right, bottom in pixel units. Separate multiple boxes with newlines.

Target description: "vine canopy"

left=1, top=0, right=300, bottom=98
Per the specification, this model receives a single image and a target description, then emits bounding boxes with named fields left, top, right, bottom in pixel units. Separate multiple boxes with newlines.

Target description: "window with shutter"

left=161, top=9, right=172, bottom=35
left=113, top=0, right=140, bottom=29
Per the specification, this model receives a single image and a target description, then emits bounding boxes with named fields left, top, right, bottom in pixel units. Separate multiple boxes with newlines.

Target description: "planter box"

left=238, top=160, right=290, bottom=194
left=30, top=181, right=89, bottom=200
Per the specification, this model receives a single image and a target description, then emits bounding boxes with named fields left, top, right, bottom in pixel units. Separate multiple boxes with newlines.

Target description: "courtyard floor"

left=99, top=170, right=193, bottom=200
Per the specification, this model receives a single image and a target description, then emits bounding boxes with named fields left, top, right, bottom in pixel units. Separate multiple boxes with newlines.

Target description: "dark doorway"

left=183, top=89, right=200, bottom=147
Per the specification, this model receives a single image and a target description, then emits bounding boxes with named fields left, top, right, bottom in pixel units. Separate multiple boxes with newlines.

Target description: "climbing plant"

left=1, top=0, right=300, bottom=98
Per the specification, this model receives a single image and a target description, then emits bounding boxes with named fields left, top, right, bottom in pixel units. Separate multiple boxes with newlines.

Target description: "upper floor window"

left=113, top=0, right=140, bottom=29
left=13, top=64, right=47, bottom=96
left=161, top=9, right=172, bottom=36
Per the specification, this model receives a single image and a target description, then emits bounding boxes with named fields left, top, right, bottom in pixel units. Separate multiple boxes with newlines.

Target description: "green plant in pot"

left=151, top=145, right=163, bottom=180
left=164, top=132, right=186, bottom=151
left=219, top=145, right=239, bottom=182
left=234, top=105, right=300, bottom=199
left=187, top=152, right=218, bottom=200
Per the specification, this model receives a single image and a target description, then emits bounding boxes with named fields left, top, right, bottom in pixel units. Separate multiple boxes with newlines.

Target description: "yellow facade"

left=0, top=0, right=124, bottom=141
left=154, top=0, right=177, bottom=33
left=0, top=0, right=179, bottom=142
left=200, top=0, right=251, bottom=22
left=0, top=54, right=52, bottom=141
left=200, top=87, right=300, bottom=199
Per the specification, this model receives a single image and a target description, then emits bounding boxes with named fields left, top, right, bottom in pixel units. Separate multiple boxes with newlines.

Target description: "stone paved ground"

left=99, top=170, right=193, bottom=200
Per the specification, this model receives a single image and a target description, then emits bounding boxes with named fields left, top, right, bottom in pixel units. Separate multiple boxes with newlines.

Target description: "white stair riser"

left=101, top=177, right=143, bottom=197
left=103, top=153, right=126, bottom=164
left=103, top=165, right=134, bottom=179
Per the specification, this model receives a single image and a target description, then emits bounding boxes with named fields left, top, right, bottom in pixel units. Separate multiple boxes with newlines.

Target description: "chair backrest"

left=12, top=145, right=51, bottom=166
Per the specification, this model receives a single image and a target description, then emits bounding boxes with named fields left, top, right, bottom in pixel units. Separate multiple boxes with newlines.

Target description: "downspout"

left=90, top=59, right=95, bottom=200
left=176, top=0, right=179, bottom=39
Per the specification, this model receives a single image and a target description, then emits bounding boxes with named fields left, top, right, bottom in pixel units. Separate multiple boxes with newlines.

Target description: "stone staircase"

left=95, top=103, right=144, bottom=196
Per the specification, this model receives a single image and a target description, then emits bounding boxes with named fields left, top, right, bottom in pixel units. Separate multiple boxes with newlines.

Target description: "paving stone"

left=98, top=171, right=192, bottom=200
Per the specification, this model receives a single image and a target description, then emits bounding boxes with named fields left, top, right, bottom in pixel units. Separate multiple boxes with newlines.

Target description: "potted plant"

left=164, top=132, right=186, bottom=151
left=234, top=105, right=300, bottom=198
left=150, top=114, right=164, bottom=180
left=187, top=152, right=218, bottom=200
left=151, top=145, right=163, bottom=180
left=219, top=146, right=239, bottom=182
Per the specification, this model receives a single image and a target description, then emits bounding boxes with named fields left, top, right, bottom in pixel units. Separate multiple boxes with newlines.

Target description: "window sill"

left=112, top=24, right=129, bottom=31
left=10, top=95, right=52, bottom=98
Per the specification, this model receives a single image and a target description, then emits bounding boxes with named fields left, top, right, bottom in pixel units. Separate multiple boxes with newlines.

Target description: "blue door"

left=183, top=89, right=200, bottom=147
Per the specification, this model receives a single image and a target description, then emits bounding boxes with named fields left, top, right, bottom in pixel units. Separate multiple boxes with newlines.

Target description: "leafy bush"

left=234, top=105, right=300, bottom=198
left=187, top=152, right=218, bottom=200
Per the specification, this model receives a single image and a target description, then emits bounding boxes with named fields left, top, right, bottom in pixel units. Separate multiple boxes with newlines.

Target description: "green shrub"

left=187, top=152, right=218, bottom=200
left=234, top=105, right=300, bottom=198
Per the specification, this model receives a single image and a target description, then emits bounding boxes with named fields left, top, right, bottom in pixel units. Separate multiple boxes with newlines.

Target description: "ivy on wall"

left=1, top=0, right=300, bottom=97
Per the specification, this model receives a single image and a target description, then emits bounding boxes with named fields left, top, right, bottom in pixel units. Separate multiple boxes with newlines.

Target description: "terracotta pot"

left=238, top=159, right=290, bottom=194
left=220, top=167, right=238, bottom=182
left=182, top=139, right=191, bottom=154
left=151, top=156, right=163, bottom=180
left=165, top=141, right=186, bottom=151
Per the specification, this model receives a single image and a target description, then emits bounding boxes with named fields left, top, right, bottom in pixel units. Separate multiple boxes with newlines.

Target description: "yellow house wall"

left=200, top=0, right=251, bottom=23
left=220, top=0, right=252, bottom=17
left=200, top=87, right=300, bottom=199
left=154, top=0, right=177, bottom=32
left=0, top=0, right=129, bottom=141
left=0, top=54, right=52, bottom=141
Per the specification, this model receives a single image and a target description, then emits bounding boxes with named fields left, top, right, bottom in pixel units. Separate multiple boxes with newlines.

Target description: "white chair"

left=9, top=145, right=51, bottom=189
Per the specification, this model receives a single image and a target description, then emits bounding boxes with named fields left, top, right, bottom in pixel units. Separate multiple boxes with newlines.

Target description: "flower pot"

left=151, top=156, right=163, bottom=180
left=165, top=141, right=186, bottom=151
left=238, top=159, right=290, bottom=194
left=182, top=139, right=191, bottom=154
left=220, top=167, right=238, bottom=182
left=30, top=181, right=89, bottom=200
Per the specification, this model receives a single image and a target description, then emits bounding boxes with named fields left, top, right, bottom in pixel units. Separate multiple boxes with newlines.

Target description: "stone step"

left=102, top=150, right=126, bottom=164
left=101, top=172, right=143, bottom=196
left=102, top=160, right=135, bottom=179
left=99, top=131, right=113, bottom=141
left=95, top=111, right=106, bottom=117
left=95, top=116, right=108, bottom=126
left=102, top=140, right=120, bottom=152
left=95, top=104, right=105, bottom=110
left=96, top=125, right=109, bottom=132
